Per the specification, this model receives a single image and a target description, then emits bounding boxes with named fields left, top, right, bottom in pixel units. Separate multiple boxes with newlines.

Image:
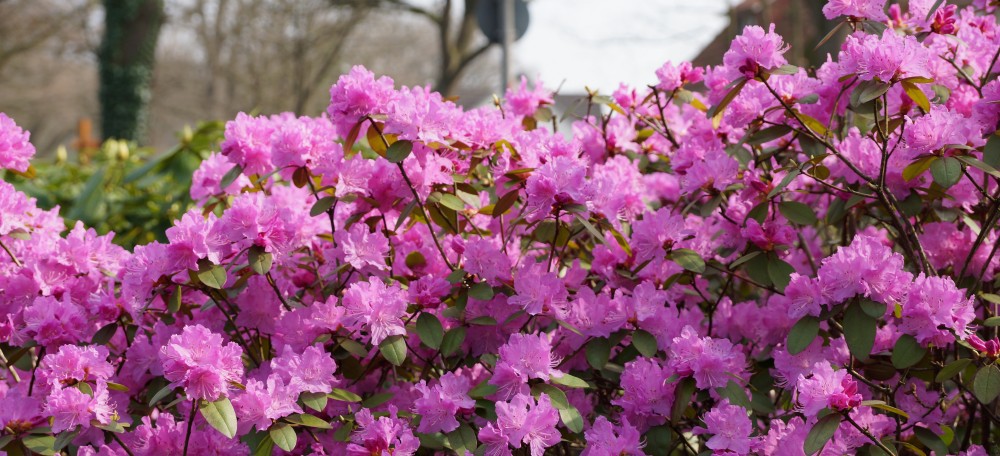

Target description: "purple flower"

left=693, top=399, right=756, bottom=455
left=0, top=113, right=35, bottom=172
left=723, top=24, right=790, bottom=78
left=158, top=325, right=244, bottom=401
left=341, top=279, right=408, bottom=345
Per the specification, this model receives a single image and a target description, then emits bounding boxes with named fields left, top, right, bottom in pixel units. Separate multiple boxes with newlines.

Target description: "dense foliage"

left=4, top=0, right=1000, bottom=455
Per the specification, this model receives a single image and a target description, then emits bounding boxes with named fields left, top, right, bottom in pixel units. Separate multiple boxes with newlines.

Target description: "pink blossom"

left=693, top=399, right=756, bottom=455
left=348, top=407, right=419, bottom=456
left=0, top=113, right=35, bottom=172
left=723, top=24, right=790, bottom=78
left=45, top=381, right=115, bottom=433
left=823, top=0, right=888, bottom=20
left=491, top=333, right=562, bottom=398
left=341, top=279, right=408, bottom=345
left=509, top=260, right=568, bottom=316
left=159, top=324, right=244, bottom=401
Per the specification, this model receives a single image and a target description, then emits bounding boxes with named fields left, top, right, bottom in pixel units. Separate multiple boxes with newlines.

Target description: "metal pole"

left=500, top=0, right=515, bottom=91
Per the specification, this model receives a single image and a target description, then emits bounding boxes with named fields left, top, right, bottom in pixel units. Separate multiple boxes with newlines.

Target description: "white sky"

left=514, top=0, right=734, bottom=94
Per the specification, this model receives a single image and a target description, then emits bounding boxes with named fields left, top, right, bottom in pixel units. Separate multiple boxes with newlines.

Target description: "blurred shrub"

left=4, top=121, right=224, bottom=248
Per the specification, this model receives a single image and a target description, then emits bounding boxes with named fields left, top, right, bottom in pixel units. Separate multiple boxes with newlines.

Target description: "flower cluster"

left=2, top=1, right=1000, bottom=454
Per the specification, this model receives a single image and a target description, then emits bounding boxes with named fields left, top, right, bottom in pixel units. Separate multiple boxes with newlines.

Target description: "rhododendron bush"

left=8, top=0, right=1000, bottom=455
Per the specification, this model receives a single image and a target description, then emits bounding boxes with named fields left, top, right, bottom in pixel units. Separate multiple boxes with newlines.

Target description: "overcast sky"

left=513, top=0, right=734, bottom=94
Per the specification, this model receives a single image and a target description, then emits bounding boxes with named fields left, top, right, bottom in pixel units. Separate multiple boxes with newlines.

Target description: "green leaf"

left=902, top=156, right=937, bottom=182
left=22, top=435, right=56, bottom=456
left=730, top=251, right=762, bottom=269
left=284, top=413, right=332, bottom=429
left=670, top=248, right=705, bottom=274
left=416, top=313, right=444, bottom=350
left=585, top=337, right=611, bottom=370
left=779, top=201, right=818, bottom=225
left=767, top=257, right=795, bottom=292
left=930, top=156, right=962, bottom=189
left=269, top=423, right=297, bottom=452
left=559, top=406, right=585, bottom=433
left=787, top=316, right=820, bottom=355
left=167, top=284, right=183, bottom=314
left=914, top=426, right=949, bottom=456
left=551, top=374, right=589, bottom=389
left=958, top=155, right=1000, bottom=179
left=106, top=382, right=129, bottom=392
left=984, top=316, right=1000, bottom=327
left=438, top=193, right=466, bottom=211
left=891, top=334, right=927, bottom=369
left=328, top=388, right=363, bottom=403
left=200, top=397, right=239, bottom=439
left=248, top=245, right=273, bottom=275
left=148, top=385, right=175, bottom=407
left=642, top=425, right=673, bottom=456
left=469, top=316, right=498, bottom=325
left=708, top=78, right=747, bottom=129
left=718, top=380, right=752, bottom=411
left=973, top=364, right=1000, bottom=404
left=935, top=358, right=972, bottom=383
left=768, top=169, right=801, bottom=198
left=446, top=423, right=478, bottom=453
left=804, top=413, right=841, bottom=455
left=902, top=81, right=930, bottom=112
left=491, top=189, right=520, bottom=218
left=92, top=322, right=119, bottom=345
left=379, top=335, right=407, bottom=366
left=310, top=196, right=336, bottom=217
left=220, top=164, right=244, bottom=190
left=770, top=64, right=800, bottom=75
left=197, top=264, right=228, bottom=289
left=631, top=329, right=659, bottom=357
left=386, top=140, right=413, bottom=163
left=469, top=282, right=495, bottom=300
left=747, top=125, right=792, bottom=145
left=985, top=133, right=1000, bottom=170
left=53, top=429, right=81, bottom=452
left=300, top=392, right=328, bottom=412
left=362, top=392, right=394, bottom=408
left=861, top=400, right=910, bottom=419
left=856, top=79, right=891, bottom=104
left=843, top=301, right=877, bottom=361
left=441, top=326, right=467, bottom=357
left=469, top=380, right=498, bottom=399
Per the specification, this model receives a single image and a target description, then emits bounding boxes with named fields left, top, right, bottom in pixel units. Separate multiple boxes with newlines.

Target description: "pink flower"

left=491, top=393, right=561, bottom=456
left=656, top=61, right=704, bottom=92
left=612, top=357, right=675, bottom=430
left=0, top=113, right=35, bottom=172
left=220, top=112, right=274, bottom=176
left=348, top=406, right=419, bottom=456
left=341, top=279, right=408, bottom=345
left=412, top=372, right=475, bottom=434
left=784, top=273, right=826, bottom=319
left=822, top=0, right=888, bottom=20
left=270, top=345, right=338, bottom=395
left=407, top=275, right=451, bottom=308
left=693, top=399, right=756, bottom=455
left=45, top=381, right=115, bottom=433
left=39, top=344, right=114, bottom=390
left=509, top=261, right=568, bottom=316
left=900, top=274, right=975, bottom=345
left=505, top=76, right=553, bottom=117
left=491, top=333, right=563, bottom=398
left=327, top=66, right=397, bottom=137
left=232, top=374, right=302, bottom=432
left=795, top=362, right=857, bottom=416
left=158, top=325, right=244, bottom=401
left=333, top=224, right=390, bottom=272
left=582, top=416, right=645, bottom=456
left=190, top=152, right=251, bottom=200
left=463, top=238, right=513, bottom=286
left=723, top=24, right=790, bottom=78
left=669, top=326, right=747, bottom=389
left=524, top=155, right=592, bottom=222
left=22, top=295, right=88, bottom=348
left=840, top=31, right=932, bottom=82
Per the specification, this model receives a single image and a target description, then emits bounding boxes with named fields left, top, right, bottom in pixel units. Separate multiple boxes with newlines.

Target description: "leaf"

left=416, top=313, right=444, bottom=350
left=200, top=397, right=239, bottom=439
left=446, top=423, right=478, bottom=453
left=378, top=335, right=407, bottom=366
left=902, top=81, right=931, bottom=112
left=197, top=264, right=228, bottom=289
left=670, top=249, right=705, bottom=274
left=985, top=316, right=1000, bottom=327
left=903, top=156, right=937, bottom=182
left=747, top=125, right=792, bottom=145
left=469, top=282, right=495, bottom=300
left=92, top=322, right=119, bottom=345
left=441, top=326, right=467, bottom=357
left=719, top=380, right=752, bottom=411
left=861, top=400, right=910, bottom=419
left=362, top=392, right=394, bottom=408
left=730, top=251, right=762, bottom=269
left=891, top=334, right=927, bottom=369
left=708, top=78, right=748, bottom=129
left=796, top=111, right=829, bottom=136
left=438, top=193, right=466, bottom=211
left=914, top=427, right=949, bottom=456
left=559, top=407, right=585, bottom=433
left=269, top=423, right=297, bottom=452
left=779, top=201, right=818, bottom=225
left=300, top=392, right=328, bottom=412
left=106, top=382, right=129, bottom=392
left=248, top=245, right=273, bottom=275
left=469, top=380, right=498, bottom=399
left=767, top=257, right=795, bottom=292
left=310, top=196, right=336, bottom=217
left=492, top=189, right=520, bottom=218
left=973, top=364, right=1000, bottom=404
left=856, top=79, right=891, bottom=104
left=284, top=413, right=332, bottom=429
left=804, top=413, right=841, bottom=455
left=770, top=64, right=800, bottom=75
left=925, top=0, right=945, bottom=21
left=632, top=329, right=659, bottom=357
left=787, top=316, right=820, bottom=355
left=386, top=140, right=413, bottom=163
left=768, top=169, right=801, bottom=198
left=936, top=358, right=972, bottom=383
left=844, top=301, right=877, bottom=361
left=551, top=374, right=589, bottom=389
left=930, top=156, right=963, bottom=189
left=148, top=385, right=175, bottom=407
left=985, top=133, right=1000, bottom=170
left=219, top=164, right=244, bottom=191
left=585, top=338, right=612, bottom=370
left=328, top=388, right=363, bottom=403
left=956, top=155, right=1000, bottom=179
left=22, top=435, right=56, bottom=456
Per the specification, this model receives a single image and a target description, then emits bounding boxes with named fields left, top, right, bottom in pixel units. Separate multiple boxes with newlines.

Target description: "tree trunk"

left=98, top=0, right=164, bottom=142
